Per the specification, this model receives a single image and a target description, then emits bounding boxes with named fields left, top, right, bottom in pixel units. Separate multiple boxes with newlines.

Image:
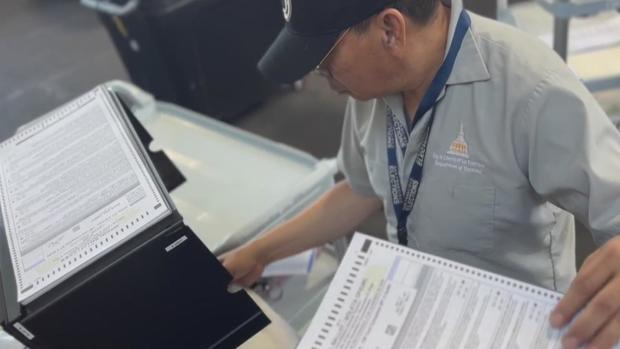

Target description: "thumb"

left=220, top=256, right=239, bottom=277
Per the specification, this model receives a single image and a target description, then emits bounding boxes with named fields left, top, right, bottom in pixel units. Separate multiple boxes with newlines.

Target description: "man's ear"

left=376, top=8, right=407, bottom=49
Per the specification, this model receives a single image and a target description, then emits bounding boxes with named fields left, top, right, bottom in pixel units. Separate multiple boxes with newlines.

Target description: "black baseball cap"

left=258, top=0, right=395, bottom=83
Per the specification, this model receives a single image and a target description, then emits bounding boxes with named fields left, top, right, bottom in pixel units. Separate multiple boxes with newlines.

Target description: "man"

left=221, top=0, right=620, bottom=347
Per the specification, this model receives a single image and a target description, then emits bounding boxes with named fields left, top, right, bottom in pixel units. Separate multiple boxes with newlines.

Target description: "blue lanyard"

left=387, top=10, right=471, bottom=246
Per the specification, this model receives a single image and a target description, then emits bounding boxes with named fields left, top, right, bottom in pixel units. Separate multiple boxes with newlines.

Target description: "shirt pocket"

left=415, top=182, right=497, bottom=254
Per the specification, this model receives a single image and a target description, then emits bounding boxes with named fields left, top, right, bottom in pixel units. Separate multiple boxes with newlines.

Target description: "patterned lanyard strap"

left=387, top=10, right=471, bottom=246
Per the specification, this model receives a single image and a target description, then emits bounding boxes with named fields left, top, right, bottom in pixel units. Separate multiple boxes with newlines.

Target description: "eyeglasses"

left=315, top=28, right=351, bottom=77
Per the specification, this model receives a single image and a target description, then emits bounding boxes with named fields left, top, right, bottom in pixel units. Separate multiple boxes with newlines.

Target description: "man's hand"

left=550, top=236, right=620, bottom=349
left=218, top=244, right=267, bottom=288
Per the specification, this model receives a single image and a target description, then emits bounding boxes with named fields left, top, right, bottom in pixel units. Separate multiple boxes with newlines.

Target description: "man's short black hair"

left=353, top=0, right=440, bottom=32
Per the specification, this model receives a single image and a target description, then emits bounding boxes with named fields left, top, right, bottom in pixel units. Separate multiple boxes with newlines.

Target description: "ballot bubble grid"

left=305, top=236, right=564, bottom=349
left=1, top=87, right=167, bottom=301
left=32, top=212, right=150, bottom=289
left=0, top=92, right=98, bottom=292
left=312, top=249, right=367, bottom=349
left=373, top=240, right=562, bottom=303
left=0, top=92, right=97, bottom=150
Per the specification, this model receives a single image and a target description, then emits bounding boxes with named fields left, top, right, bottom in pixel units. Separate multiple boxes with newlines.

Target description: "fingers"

left=219, top=252, right=244, bottom=282
left=551, top=248, right=610, bottom=328
left=218, top=247, right=264, bottom=288
left=215, top=244, right=268, bottom=289
left=227, top=283, right=243, bottom=294
left=553, top=238, right=620, bottom=349
left=237, top=265, right=264, bottom=288
left=218, top=247, right=239, bottom=264
left=587, top=310, right=620, bottom=349
left=561, top=278, right=620, bottom=349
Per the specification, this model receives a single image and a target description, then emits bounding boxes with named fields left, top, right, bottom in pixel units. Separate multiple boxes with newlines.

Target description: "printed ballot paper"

left=0, top=85, right=269, bottom=349
left=299, top=233, right=620, bottom=349
left=0, top=89, right=170, bottom=303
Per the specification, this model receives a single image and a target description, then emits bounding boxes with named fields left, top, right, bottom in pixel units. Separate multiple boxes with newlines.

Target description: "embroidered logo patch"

left=447, top=123, right=469, bottom=159
left=433, top=123, right=486, bottom=174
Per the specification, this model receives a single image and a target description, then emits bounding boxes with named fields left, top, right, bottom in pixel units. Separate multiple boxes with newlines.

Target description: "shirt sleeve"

left=337, top=98, right=378, bottom=197
left=525, top=69, right=620, bottom=246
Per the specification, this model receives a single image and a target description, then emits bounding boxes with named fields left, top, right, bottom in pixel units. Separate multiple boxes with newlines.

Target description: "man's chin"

left=327, top=84, right=374, bottom=101
left=331, top=87, right=352, bottom=97
left=346, top=92, right=375, bottom=101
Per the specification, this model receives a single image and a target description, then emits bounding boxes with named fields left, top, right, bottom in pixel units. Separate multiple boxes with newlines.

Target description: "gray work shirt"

left=337, top=0, right=620, bottom=292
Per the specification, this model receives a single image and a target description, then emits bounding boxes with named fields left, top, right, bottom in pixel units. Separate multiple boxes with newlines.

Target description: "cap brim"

left=258, top=25, right=340, bottom=84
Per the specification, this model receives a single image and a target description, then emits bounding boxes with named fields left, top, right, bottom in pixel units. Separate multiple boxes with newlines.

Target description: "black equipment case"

left=83, top=0, right=284, bottom=119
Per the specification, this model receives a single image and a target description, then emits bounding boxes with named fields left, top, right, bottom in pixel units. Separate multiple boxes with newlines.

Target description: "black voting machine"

left=0, top=95, right=269, bottom=349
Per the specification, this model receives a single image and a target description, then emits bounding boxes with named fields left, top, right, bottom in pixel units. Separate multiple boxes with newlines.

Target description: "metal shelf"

left=498, top=0, right=620, bottom=92
left=537, top=0, right=620, bottom=19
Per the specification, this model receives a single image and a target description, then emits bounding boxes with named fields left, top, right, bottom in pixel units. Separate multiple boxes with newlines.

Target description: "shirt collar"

left=445, top=0, right=490, bottom=85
